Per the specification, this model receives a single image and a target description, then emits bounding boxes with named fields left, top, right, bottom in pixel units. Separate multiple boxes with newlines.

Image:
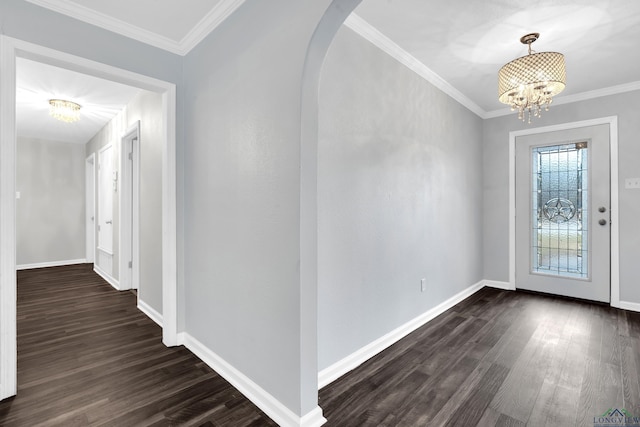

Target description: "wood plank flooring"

left=0, top=264, right=276, bottom=426
left=319, top=287, right=640, bottom=426
left=2, top=265, right=639, bottom=426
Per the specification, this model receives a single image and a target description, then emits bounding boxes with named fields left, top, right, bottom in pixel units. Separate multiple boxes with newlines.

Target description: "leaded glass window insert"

left=531, top=142, right=588, bottom=278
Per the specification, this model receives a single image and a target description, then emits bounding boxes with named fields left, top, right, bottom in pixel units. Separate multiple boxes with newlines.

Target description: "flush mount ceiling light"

left=498, top=33, right=566, bottom=123
left=48, top=99, right=81, bottom=123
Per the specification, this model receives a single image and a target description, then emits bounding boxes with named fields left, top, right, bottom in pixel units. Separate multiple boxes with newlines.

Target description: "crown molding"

left=343, top=13, right=486, bottom=118
left=24, top=0, right=247, bottom=56
left=179, top=0, right=247, bottom=54
left=484, top=81, right=640, bottom=119
left=24, top=0, right=184, bottom=54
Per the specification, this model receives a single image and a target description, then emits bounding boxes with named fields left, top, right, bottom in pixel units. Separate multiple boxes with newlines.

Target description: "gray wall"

left=16, top=137, right=85, bottom=266
left=182, top=0, right=336, bottom=416
left=317, top=27, right=485, bottom=370
left=85, top=90, right=163, bottom=314
left=483, top=90, right=640, bottom=304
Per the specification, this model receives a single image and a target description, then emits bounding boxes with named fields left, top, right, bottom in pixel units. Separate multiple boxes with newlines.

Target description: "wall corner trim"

left=181, top=333, right=326, bottom=427
left=619, top=301, right=640, bottom=313
left=299, top=407, right=327, bottom=427
left=138, top=300, right=163, bottom=327
left=318, top=279, right=485, bottom=389
left=483, top=280, right=514, bottom=291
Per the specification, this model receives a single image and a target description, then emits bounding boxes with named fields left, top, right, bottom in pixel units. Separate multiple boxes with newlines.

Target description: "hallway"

left=0, top=264, right=275, bottom=426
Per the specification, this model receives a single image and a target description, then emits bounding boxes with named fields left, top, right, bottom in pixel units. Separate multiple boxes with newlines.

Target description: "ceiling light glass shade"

left=49, top=99, right=81, bottom=123
left=498, top=35, right=566, bottom=123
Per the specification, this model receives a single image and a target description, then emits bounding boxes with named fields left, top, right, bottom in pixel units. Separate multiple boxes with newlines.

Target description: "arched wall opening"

left=298, top=0, right=363, bottom=417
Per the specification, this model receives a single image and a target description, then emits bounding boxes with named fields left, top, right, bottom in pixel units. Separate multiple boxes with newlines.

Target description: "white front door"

left=515, top=124, right=610, bottom=302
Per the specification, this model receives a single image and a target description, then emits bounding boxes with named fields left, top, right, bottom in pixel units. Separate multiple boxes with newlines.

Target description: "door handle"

left=106, top=220, right=112, bottom=224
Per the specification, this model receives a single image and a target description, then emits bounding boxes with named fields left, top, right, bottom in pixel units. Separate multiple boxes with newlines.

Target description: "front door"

left=515, top=124, right=610, bottom=302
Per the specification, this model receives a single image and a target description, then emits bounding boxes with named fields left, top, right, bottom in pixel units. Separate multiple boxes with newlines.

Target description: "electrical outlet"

left=421, top=278, right=426, bottom=292
left=625, top=178, right=640, bottom=189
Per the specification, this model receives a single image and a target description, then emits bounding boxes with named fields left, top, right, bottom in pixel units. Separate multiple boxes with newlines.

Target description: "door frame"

left=508, top=116, right=620, bottom=307
left=119, top=122, right=140, bottom=291
left=0, top=35, right=178, bottom=400
left=86, top=153, right=96, bottom=264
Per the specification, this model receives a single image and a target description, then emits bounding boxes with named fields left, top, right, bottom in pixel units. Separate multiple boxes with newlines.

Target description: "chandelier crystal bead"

left=498, top=33, right=565, bottom=123
left=49, top=99, right=81, bottom=123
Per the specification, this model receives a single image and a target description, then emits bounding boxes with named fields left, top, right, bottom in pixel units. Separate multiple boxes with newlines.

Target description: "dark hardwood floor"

left=1, top=265, right=639, bottom=426
left=0, top=264, right=276, bottom=426
left=319, top=287, right=640, bottom=426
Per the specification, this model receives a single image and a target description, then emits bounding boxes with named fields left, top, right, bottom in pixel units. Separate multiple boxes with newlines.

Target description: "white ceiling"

left=17, top=58, right=141, bottom=144
left=18, top=0, right=640, bottom=136
left=353, top=0, right=640, bottom=114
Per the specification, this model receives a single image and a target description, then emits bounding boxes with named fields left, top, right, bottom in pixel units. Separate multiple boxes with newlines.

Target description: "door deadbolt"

left=598, top=206, right=607, bottom=213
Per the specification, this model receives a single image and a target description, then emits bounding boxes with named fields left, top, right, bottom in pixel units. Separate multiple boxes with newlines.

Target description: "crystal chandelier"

left=498, top=33, right=566, bottom=123
left=49, top=99, right=81, bottom=123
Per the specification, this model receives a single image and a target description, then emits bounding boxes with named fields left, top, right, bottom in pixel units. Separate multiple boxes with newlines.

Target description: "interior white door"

left=515, top=124, right=610, bottom=302
left=85, top=154, right=95, bottom=263
left=98, top=145, right=114, bottom=254
left=120, top=123, right=140, bottom=291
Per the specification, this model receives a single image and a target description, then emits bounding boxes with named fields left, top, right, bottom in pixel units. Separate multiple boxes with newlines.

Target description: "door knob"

left=598, top=219, right=607, bottom=226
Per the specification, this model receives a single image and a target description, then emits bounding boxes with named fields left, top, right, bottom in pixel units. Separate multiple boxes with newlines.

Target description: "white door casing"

left=508, top=116, right=620, bottom=307
left=515, top=124, right=611, bottom=302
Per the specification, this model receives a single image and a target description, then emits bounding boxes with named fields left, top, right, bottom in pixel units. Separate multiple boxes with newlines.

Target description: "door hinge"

left=128, top=261, right=133, bottom=268
left=128, top=152, right=133, bottom=160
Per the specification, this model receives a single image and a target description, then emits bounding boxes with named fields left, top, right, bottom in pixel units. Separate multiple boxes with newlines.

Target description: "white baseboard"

left=483, top=280, right=514, bottom=290
left=17, top=258, right=87, bottom=270
left=93, top=265, right=119, bottom=291
left=138, top=299, right=163, bottom=327
left=318, top=280, right=485, bottom=389
left=181, top=333, right=326, bottom=427
left=619, top=301, right=640, bottom=313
